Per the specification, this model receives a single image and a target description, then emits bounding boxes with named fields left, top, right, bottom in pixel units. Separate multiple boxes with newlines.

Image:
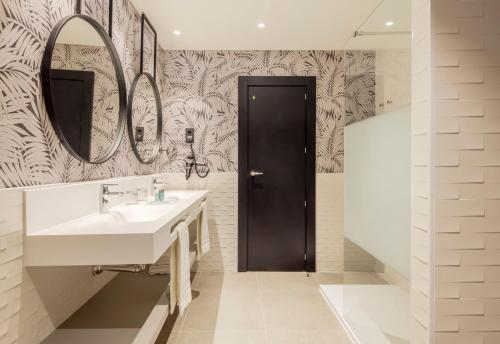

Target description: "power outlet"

left=135, top=126, right=144, bottom=142
left=185, top=128, right=195, bottom=143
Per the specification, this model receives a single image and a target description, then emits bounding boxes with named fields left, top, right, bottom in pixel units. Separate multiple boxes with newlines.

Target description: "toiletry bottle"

left=158, top=187, right=165, bottom=202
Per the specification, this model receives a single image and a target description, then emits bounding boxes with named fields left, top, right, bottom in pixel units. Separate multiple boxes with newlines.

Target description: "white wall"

left=432, top=1, right=500, bottom=343
left=0, top=187, right=116, bottom=344
left=410, top=0, right=432, bottom=342
left=344, top=107, right=411, bottom=279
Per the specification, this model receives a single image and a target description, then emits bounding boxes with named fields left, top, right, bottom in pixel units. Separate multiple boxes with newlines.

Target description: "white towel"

left=176, top=221, right=192, bottom=316
left=169, top=239, right=177, bottom=314
left=198, top=201, right=210, bottom=257
left=148, top=250, right=170, bottom=275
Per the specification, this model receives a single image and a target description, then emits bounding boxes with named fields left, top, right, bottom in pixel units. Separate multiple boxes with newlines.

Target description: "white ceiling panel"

left=130, top=0, right=387, bottom=50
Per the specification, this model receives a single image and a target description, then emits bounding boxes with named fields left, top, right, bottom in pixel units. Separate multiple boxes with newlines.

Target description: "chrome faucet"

left=99, top=184, right=134, bottom=213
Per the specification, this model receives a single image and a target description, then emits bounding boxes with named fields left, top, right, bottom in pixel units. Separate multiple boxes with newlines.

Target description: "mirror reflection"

left=128, top=73, right=161, bottom=163
left=48, top=17, right=123, bottom=163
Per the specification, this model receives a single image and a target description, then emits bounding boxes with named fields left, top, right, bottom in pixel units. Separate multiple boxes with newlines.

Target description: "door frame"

left=238, top=76, right=316, bottom=272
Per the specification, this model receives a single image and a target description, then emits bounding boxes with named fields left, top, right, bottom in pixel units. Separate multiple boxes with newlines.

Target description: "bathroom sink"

left=140, top=191, right=199, bottom=205
left=165, top=190, right=198, bottom=200
left=109, top=203, right=172, bottom=222
left=24, top=187, right=209, bottom=266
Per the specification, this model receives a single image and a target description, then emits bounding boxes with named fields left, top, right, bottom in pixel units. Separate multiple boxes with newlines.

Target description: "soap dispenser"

left=152, top=178, right=165, bottom=202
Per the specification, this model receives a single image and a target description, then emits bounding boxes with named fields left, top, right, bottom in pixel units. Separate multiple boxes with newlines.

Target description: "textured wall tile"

left=461, top=151, right=500, bottom=166
left=436, top=167, right=484, bottom=183
left=460, top=251, right=500, bottom=267
left=436, top=117, right=460, bottom=133
left=435, top=250, right=461, bottom=266
left=437, top=283, right=460, bottom=299
left=460, top=217, right=500, bottom=233
left=436, top=299, right=484, bottom=315
left=435, top=316, right=460, bottom=331
left=435, top=68, right=485, bottom=84
left=437, top=267, right=485, bottom=282
left=460, top=118, right=500, bottom=134
left=460, top=316, right=500, bottom=331
left=435, top=333, right=483, bottom=344
left=436, top=134, right=484, bottom=150
left=433, top=34, right=485, bottom=51
left=437, top=100, right=485, bottom=118
left=436, top=232, right=485, bottom=249
left=459, top=51, right=500, bottom=68
left=459, top=184, right=500, bottom=199
left=435, top=0, right=484, bottom=18
left=433, top=3, right=500, bottom=341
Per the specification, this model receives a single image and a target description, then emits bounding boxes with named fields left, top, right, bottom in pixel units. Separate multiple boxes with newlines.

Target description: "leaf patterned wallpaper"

left=159, top=50, right=375, bottom=173
left=0, top=0, right=375, bottom=188
left=130, top=74, right=160, bottom=162
left=345, top=50, right=376, bottom=125
left=0, top=0, right=164, bottom=189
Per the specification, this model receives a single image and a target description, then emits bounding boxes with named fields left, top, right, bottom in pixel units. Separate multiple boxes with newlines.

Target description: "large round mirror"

left=127, top=73, right=162, bottom=164
left=41, top=15, right=126, bottom=164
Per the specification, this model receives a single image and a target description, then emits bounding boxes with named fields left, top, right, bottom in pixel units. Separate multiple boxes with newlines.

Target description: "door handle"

left=249, top=170, right=264, bottom=177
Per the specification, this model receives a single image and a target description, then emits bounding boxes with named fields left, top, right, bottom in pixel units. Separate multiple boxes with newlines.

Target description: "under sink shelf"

left=42, top=272, right=171, bottom=344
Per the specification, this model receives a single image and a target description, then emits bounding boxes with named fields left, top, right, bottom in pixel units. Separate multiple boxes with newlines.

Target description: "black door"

left=239, top=77, right=316, bottom=272
left=51, top=69, right=95, bottom=160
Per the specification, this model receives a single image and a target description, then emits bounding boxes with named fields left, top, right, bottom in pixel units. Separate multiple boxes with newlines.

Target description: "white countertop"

left=24, top=189, right=208, bottom=266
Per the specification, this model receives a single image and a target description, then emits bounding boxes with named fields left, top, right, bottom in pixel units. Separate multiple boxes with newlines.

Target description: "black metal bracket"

left=75, top=0, right=113, bottom=38
left=140, top=14, right=157, bottom=80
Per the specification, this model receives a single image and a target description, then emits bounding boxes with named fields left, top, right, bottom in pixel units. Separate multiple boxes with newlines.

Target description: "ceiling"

left=130, top=0, right=411, bottom=51
left=345, top=0, right=412, bottom=49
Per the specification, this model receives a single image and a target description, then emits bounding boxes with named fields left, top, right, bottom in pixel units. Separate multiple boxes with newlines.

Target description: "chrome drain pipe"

left=92, top=264, right=146, bottom=275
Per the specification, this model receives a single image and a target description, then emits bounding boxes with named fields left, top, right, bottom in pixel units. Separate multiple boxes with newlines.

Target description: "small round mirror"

left=127, top=73, right=162, bottom=164
left=41, top=15, right=126, bottom=164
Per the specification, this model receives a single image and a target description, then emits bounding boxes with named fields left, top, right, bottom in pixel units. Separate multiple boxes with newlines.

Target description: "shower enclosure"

left=320, top=0, right=412, bottom=343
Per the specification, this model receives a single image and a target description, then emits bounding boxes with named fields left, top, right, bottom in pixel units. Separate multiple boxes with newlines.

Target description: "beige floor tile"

left=175, top=331, right=266, bottom=344
left=267, top=329, right=351, bottom=344
left=182, top=291, right=265, bottom=331
left=314, top=273, right=345, bottom=285
left=261, top=291, right=341, bottom=330
left=162, top=271, right=351, bottom=343
left=343, top=272, right=387, bottom=285
left=257, top=272, right=318, bottom=292
left=192, top=272, right=259, bottom=292
left=315, top=272, right=388, bottom=285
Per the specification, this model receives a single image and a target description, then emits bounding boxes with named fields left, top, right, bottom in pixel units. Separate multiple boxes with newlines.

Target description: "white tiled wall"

left=412, top=0, right=433, bottom=343
left=0, top=188, right=116, bottom=344
left=316, top=174, right=344, bottom=273
left=432, top=0, right=500, bottom=343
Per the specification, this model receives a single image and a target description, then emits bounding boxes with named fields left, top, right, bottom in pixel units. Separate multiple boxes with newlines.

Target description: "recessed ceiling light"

left=173, top=30, right=181, bottom=36
left=257, top=23, right=265, bottom=29
left=385, top=21, right=394, bottom=27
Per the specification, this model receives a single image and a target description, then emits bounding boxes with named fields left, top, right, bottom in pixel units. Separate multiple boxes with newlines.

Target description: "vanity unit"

left=24, top=179, right=207, bottom=267
left=25, top=175, right=208, bottom=344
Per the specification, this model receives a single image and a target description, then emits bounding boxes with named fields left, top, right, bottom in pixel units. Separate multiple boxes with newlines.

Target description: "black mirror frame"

left=127, top=73, right=163, bottom=164
left=75, top=0, right=113, bottom=37
left=41, top=14, right=127, bottom=165
left=140, top=14, right=157, bottom=80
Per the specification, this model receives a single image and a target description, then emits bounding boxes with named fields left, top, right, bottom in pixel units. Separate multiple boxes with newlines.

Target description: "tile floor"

left=157, top=272, right=363, bottom=344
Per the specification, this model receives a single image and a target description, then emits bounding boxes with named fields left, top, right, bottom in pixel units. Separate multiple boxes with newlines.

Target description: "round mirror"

left=127, top=73, right=162, bottom=164
left=41, top=15, right=126, bottom=164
